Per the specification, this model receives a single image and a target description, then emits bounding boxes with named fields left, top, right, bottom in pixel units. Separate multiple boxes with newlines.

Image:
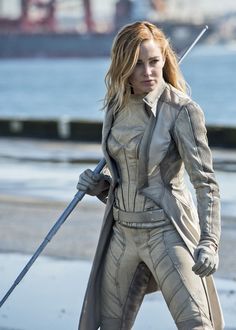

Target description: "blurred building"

left=0, top=0, right=235, bottom=58
left=0, top=0, right=204, bottom=33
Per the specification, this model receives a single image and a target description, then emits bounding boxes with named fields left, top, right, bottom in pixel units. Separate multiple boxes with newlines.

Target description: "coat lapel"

left=102, top=108, right=119, bottom=186
left=137, top=106, right=157, bottom=189
left=137, top=95, right=165, bottom=190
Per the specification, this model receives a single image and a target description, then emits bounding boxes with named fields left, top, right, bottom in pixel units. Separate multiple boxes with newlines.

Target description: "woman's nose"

left=143, top=64, right=152, bottom=76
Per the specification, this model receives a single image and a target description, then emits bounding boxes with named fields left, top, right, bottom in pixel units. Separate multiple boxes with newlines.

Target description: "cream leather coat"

left=79, top=83, right=224, bottom=330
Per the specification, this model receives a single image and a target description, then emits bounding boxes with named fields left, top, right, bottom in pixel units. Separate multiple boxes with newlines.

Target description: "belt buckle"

left=113, top=206, right=119, bottom=221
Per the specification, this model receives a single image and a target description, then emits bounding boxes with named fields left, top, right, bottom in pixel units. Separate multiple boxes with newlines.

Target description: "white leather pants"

left=100, top=220, right=213, bottom=330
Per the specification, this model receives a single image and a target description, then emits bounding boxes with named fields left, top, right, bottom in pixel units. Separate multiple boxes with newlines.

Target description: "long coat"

left=79, top=83, right=224, bottom=329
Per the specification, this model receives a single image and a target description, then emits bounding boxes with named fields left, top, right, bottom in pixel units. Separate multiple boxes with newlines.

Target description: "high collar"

left=143, top=79, right=167, bottom=117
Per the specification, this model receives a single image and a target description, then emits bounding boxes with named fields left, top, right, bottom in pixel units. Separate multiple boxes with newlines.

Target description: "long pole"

left=0, top=25, right=208, bottom=309
left=178, top=25, right=208, bottom=64
left=0, top=158, right=106, bottom=308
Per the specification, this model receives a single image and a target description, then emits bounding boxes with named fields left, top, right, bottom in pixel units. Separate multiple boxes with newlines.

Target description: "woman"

left=77, top=21, right=223, bottom=330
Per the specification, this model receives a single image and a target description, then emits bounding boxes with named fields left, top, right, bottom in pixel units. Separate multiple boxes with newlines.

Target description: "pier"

left=0, top=117, right=236, bottom=148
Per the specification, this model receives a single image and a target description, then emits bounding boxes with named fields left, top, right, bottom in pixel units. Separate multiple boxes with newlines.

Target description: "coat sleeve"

left=173, top=102, right=221, bottom=250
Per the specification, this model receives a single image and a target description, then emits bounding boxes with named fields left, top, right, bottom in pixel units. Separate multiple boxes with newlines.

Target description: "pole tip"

left=205, top=25, right=209, bottom=30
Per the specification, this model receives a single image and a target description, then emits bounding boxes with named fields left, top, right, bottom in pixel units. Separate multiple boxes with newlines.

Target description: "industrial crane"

left=0, top=0, right=94, bottom=33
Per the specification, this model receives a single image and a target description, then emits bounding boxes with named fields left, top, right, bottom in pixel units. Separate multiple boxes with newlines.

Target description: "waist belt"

left=113, top=206, right=167, bottom=223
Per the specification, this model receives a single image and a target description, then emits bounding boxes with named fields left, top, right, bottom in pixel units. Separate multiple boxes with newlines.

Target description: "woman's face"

left=129, top=39, right=165, bottom=95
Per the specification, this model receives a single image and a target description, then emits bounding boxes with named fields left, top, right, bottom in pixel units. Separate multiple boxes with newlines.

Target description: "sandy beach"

left=0, top=195, right=236, bottom=329
left=0, top=139, right=236, bottom=329
left=0, top=196, right=105, bottom=261
left=0, top=195, right=236, bottom=279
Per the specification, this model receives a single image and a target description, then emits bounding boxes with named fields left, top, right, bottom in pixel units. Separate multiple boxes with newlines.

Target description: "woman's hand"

left=192, top=243, right=219, bottom=277
left=77, top=169, right=110, bottom=196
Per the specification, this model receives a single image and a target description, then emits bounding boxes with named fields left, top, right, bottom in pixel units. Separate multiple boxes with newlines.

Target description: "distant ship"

left=0, top=22, right=209, bottom=58
left=0, top=0, right=210, bottom=58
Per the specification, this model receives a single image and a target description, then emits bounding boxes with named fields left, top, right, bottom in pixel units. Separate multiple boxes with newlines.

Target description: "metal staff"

left=0, top=25, right=208, bottom=308
left=0, top=158, right=106, bottom=308
left=179, top=25, right=208, bottom=64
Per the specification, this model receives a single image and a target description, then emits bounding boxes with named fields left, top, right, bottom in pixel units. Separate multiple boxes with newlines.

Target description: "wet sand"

left=0, top=195, right=105, bottom=261
left=1, top=253, right=235, bottom=330
left=0, top=194, right=235, bottom=280
left=0, top=195, right=236, bottom=329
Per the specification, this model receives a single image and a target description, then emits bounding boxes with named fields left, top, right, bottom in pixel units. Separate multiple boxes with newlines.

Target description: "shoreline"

left=0, top=137, right=236, bottom=168
left=1, top=253, right=235, bottom=330
left=1, top=194, right=236, bottom=329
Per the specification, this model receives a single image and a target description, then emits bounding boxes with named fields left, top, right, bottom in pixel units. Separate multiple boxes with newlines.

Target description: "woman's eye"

left=151, top=59, right=159, bottom=64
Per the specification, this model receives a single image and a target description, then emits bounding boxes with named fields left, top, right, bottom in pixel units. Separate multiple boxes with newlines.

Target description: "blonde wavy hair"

left=104, top=21, right=187, bottom=112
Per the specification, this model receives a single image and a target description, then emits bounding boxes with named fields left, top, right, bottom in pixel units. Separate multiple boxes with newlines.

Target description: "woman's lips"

left=142, top=80, right=155, bottom=85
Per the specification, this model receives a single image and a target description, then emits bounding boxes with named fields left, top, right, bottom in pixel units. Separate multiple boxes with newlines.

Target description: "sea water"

left=0, top=44, right=235, bottom=125
left=0, top=44, right=235, bottom=216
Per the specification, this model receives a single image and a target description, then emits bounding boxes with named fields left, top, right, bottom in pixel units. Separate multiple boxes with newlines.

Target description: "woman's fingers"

left=77, top=169, right=104, bottom=192
left=192, top=248, right=217, bottom=277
